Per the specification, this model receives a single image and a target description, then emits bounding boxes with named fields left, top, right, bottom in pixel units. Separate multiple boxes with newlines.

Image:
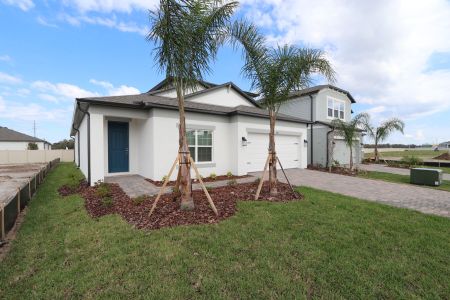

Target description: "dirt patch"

left=58, top=180, right=88, bottom=196
left=64, top=181, right=301, bottom=230
left=145, top=174, right=251, bottom=187
left=434, top=152, right=450, bottom=160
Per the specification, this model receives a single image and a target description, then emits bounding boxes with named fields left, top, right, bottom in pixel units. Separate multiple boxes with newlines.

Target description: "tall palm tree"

left=331, top=113, right=369, bottom=170
left=363, top=117, right=405, bottom=162
left=236, top=41, right=335, bottom=195
left=148, top=0, right=259, bottom=209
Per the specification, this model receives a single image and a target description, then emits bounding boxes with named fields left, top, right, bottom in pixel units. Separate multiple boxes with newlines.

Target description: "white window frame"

left=327, top=97, right=346, bottom=120
left=187, top=129, right=214, bottom=163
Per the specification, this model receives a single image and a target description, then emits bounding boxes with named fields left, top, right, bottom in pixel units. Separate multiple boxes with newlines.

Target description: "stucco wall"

left=0, top=141, right=49, bottom=150
left=188, top=86, right=254, bottom=107
left=278, top=95, right=313, bottom=121
left=78, top=115, right=89, bottom=179
left=315, top=88, right=352, bottom=123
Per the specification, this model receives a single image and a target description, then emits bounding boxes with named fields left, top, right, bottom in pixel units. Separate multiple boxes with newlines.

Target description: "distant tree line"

left=52, top=139, right=74, bottom=149
left=363, top=143, right=433, bottom=149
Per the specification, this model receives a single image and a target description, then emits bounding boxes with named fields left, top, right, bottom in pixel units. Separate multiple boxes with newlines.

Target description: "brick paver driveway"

left=251, top=168, right=450, bottom=218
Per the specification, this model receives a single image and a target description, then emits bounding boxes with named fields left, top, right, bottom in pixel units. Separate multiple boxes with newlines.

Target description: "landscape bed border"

left=0, top=159, right=60, bottom=243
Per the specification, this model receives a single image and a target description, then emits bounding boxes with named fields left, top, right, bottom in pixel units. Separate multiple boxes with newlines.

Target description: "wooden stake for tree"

left=277, top=157, right=297, bottom=198
left=189, top=156, right=218, bottom=216
left=148, top=155, right=180, bottom=217
left=255, top=154, right=270, bottom=200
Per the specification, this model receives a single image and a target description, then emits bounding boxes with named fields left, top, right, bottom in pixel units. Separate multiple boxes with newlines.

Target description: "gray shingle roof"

left=71, top=92, right=310, bottom=135
left=0, top=126, right=48, bottom=143
left=288, top=85, right=356, bottom=103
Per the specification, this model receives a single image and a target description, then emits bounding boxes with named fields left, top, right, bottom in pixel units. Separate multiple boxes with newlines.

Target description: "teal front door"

left=108, top=121, right=129, bottom=173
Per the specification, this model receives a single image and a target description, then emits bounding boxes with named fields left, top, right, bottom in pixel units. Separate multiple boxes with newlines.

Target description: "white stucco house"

left=71, top=79, right=310, bottom=185
left=0, top=126, right=52, bottom=150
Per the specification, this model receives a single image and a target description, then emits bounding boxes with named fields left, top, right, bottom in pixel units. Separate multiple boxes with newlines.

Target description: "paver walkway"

left=358, top=164, right=450, bottom=180
left=105, top=174, right=256, bottom=198
left=251, top=168, right=450, bottom=218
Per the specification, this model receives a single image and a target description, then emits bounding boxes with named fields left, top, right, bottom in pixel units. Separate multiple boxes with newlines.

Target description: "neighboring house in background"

left=71, top=79, right=310, bottom=185
left=278, top=85, right=363, bottom=167
left=437, top=141, right=450, bottom=150
left=0, top=126, right=52, bottom=150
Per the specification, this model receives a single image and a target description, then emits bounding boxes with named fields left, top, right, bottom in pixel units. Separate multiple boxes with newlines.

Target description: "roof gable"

left=289, top=85, right=356, bottom=103
left=0, top=126, right=47, bottom=143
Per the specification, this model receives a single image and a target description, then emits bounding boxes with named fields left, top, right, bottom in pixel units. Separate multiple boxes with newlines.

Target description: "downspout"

left=309, top=95, right=314, bottom=165
left=77, top=101, right=91, bottom=185
left=71, top=125, right=80, bottom=168
left=326, top=127, right=335, bottom=168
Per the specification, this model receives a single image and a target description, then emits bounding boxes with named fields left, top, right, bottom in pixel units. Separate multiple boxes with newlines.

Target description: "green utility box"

left=410, top=168, right=443, bottom=186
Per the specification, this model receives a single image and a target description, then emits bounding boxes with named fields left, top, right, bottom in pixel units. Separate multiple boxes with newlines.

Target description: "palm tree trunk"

left=176, top=82, right=194, bottom=210
left=349, top=145, right=353, bottom=170
left=268, top=110, right=277, bottom=195
left=374, top=139, right=379, bottom=163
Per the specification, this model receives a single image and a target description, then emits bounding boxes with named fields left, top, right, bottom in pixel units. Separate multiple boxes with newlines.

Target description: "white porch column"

left=90, top=113, right=105, bottom=184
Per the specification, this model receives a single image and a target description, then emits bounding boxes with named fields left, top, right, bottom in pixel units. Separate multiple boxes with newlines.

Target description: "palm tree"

left=236, top=41, right=335, bottom=195
left=331, top=113, right=369, bottom=170
left=363, top=117, right=405, bottom=162
left=148, top=0, right=259, bottom=209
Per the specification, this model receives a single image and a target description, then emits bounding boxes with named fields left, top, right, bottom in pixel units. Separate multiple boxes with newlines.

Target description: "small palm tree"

left=363, top=117, right=405, bottom=162
left=148, top=0, right=259, bottom=208
left=331, top=113, right=369, bottom=170
left=236, top=41, right=335, bottom=195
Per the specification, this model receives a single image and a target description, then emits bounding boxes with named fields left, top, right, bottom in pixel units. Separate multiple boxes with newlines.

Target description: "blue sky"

left=0, top=0, right=449, bottom=145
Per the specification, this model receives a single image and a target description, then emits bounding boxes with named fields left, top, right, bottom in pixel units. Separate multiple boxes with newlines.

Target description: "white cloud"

left=62, top=0, right=158, bottom=13
left=90, top=79, right=140, bottom=95
left=2, top=0, right=34, bottom=11
left=0, top=55, right=11, bottom=62
left=31, top=81, right=99, bottom=99
left=36, top=16, right=59, bottom=28
left=0, top=72, right=22, bottom=84
left=0, top=95, right=71, bottom=121
left=59, top=14, right=148, bottom=35
left=241, top=0, right=450, bottom=121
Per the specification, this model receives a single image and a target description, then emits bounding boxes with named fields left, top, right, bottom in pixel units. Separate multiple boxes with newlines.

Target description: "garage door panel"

left=246, top=133, right=300, bottom=172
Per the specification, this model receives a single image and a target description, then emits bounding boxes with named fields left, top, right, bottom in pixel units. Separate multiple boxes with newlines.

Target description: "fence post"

left=17, top=187, right=21, bottom=213
left=1, top=206, right=4, bottom=241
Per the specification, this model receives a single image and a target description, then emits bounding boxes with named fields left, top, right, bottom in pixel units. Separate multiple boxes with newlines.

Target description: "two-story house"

left=278, top=85, right=362, bottom=167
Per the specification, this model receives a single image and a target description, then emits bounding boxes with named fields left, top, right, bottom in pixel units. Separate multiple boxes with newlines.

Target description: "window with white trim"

left=187, top=129, right=213, bottom=162
left=327, top=98, right=345, bottom=120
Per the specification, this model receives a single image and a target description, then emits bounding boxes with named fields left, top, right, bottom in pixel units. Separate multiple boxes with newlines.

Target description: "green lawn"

left=364, top=149, right=446, bottom=159
left=1, top=163, right=449, bottom=299
left=428, top=166, right=450, bottom=174
left=358, top=171, right=450, bottom=192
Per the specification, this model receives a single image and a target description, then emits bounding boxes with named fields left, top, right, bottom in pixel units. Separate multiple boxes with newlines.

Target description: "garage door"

left=246, top=132, right=301, bottom=172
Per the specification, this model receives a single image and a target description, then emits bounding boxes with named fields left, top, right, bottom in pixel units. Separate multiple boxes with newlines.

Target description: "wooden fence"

left=0, top=150, right=73, bottom=164
left=0, top=159, right=60, bottom=242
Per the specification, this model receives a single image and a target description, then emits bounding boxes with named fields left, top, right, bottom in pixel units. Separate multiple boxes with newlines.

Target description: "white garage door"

left=246, top=132, right=301, bottom=172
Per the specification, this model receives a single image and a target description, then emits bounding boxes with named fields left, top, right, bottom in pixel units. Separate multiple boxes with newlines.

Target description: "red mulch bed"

left=145, top=175, right=250, bottom=187
left=307, top=165, right=359, bottom=176
left=434, top=152, right=450, bottom=160
left=60, top=181, right=301, bottom=230
left=57, top=180, right=89, bottom=196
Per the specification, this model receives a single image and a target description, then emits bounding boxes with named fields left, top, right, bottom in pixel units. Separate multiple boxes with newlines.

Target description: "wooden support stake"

left=17, top=188, right=21, bottom=213
left=277, top=157, right=297, bottom=198
left=189, top=156, right=218, bottom=216
left=1, top=206, right=5, bottom=241
left=255, top=154, right=270, bottom=200
left=148, top=155, right=179, bottom=217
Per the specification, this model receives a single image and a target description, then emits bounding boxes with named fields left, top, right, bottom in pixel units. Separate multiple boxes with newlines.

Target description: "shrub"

left=161, top=175, right=168, bottom=182
left=226, top=171, right=233, bottom=178
left=227, top=179, right=237, bottom=186
left=209, top=173, right=217, bottom=180
left=205, top=186, right=213, bottom=192
left=101, top=197, right=113, bottom=207
left=132, top=195, right=147, bottom=206
left=254, top=177, right=261, bottom=184
left=95, top=183, right=110, bottom=198
left=400, top=155, right=423, bottom=167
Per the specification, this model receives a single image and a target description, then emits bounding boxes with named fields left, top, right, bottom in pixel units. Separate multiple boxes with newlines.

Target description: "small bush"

left=172, top=185, right=180, bottom=194
left=400, top=155, right=423, bottom=167
left=205, top=186, right=213, bottom=192
left=161, top=175, right=168, bottom=182
left=132, top=195, right=147, bottom=206
left=227, top=179, right=237, bottom=186
left=209, top=173, right=217, bottom=180
left=101, top=196, right=113, bottom=207
left=95, top=183, right=110, bottom=198
left=226, top=171, right=233, bottom=178
left=254, top=177, right=261, bottom=184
